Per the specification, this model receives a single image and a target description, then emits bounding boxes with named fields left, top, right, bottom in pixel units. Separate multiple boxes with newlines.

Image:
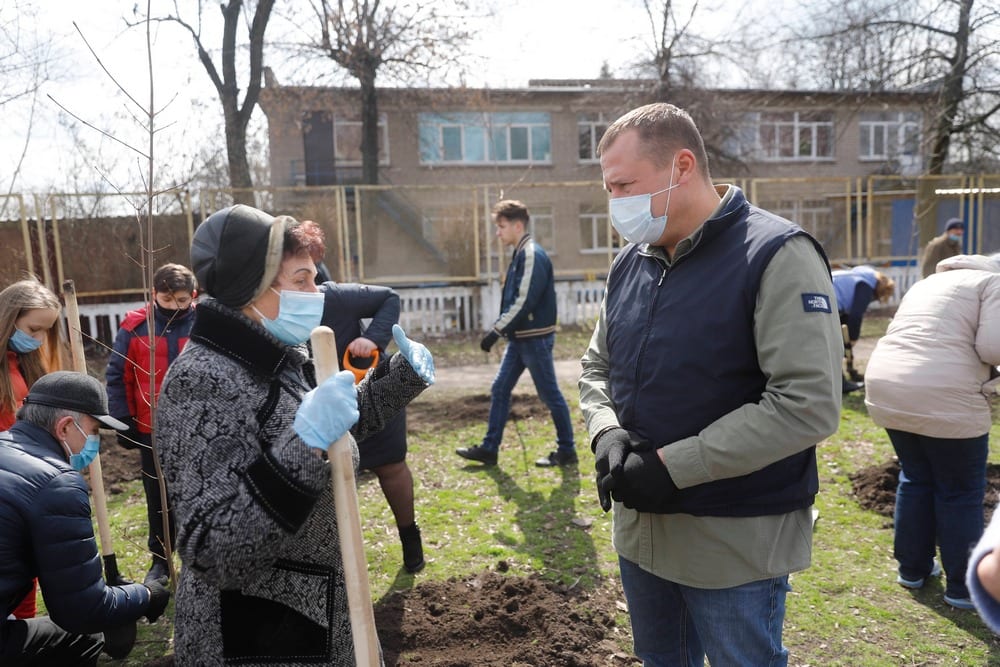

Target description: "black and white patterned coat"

left=156, top=298, right=428, bottom=665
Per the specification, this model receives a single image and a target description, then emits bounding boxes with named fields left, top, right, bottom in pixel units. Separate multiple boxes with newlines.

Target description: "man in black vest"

left=579, top=103, right=842, bottom=666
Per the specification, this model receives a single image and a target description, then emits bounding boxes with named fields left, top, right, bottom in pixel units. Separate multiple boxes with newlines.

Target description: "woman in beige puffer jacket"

left=864, top=253, right=1000, bottom=611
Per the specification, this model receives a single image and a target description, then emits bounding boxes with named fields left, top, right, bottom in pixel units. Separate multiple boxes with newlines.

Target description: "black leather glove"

left=480, top=330, right=500, bottom=353
left=115, top=416, right=141, bottom=450
left=610, top=449, right=679, bottom=510
left=102, top=621, right=137, bottom=659
left=593, top=427, right=631, bottom=512
left=144, top=580, right=170, bottom=623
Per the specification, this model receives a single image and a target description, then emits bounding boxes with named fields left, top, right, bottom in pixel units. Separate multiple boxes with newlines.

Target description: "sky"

left=1, top=0, right=765, bottom=194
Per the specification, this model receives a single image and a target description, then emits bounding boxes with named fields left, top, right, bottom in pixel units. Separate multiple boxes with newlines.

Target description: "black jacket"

left=0, top=421, right=150, bottom=636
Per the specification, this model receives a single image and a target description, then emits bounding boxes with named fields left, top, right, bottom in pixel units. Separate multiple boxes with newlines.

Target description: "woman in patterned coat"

left=156, top=205, right=434, bottom=665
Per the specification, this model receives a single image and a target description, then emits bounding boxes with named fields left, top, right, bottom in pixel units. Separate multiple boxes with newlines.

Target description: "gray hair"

left=16, top=403, right=82, bottom=433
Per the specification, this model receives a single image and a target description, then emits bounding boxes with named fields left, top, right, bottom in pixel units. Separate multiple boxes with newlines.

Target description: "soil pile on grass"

left=850, top=461, right=1000, bottom=522
left=374, top=569, right=636, bottom=666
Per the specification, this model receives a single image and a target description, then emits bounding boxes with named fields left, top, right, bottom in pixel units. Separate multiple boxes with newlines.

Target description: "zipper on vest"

left=629, top=259, right=668, bottom=425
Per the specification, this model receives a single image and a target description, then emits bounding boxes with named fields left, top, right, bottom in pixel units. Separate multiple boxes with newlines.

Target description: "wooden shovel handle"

left=310, top=325, right=380, bottom=666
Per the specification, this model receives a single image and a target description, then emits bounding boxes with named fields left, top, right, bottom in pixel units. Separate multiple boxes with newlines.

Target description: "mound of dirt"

left=374, top=569, right=636, bottom=666
left=850, top=460, right=1000, bottom=522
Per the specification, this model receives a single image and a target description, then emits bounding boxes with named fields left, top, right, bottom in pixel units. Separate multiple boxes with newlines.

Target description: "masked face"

left=10, top=307, right=58, bottom=353
left=253, top=288, right=325, bottom=345
left=67, top=420, right=101, bottom=471
left=608, top=155, right=679, bottom=245
left=9, top=328, right=43, bottom=353
left=154, top=290, right=195, bottom=318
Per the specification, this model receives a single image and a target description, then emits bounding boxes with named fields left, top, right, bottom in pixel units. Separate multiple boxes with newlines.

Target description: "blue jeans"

left=888, top=429, right=988, bottom=599
left=481, top=334, right=575, bottom=453
left=619, top=556, right=790, bottom=667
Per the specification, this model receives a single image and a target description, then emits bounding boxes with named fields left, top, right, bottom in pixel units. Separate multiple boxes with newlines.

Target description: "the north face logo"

left=801, top=293, right=832, bottom=313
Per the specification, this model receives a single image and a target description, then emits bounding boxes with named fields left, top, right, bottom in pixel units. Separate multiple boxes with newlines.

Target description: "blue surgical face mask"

left=948, top=234, right=962, bottom=243
left=253, top=288, right=325, bottom=346
left=68, top=421, right=101, bottom=471
left=608, top=156, right=679, bottom=245
left=9, top=328, right=43, bottom=353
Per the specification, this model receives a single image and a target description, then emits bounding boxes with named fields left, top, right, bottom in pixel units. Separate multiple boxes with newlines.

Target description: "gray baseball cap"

left=23, top=371, right=129, bottom=431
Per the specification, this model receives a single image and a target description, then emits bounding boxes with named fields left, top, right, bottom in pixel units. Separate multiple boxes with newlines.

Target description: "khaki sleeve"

left=660, top=236, right=843, bottom=488
left=578, top=300, right=621, bottom=445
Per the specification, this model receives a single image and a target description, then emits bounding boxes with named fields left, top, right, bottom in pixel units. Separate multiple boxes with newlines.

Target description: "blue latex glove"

left=294, top=370, right=359, bottom=451
left=392, top=324, right=435, bottom=385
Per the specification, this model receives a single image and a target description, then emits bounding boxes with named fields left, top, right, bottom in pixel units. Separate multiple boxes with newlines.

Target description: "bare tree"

left=631, top=0, right=753, bottom=173
left=789, top=0, right=1000, bottom=174
left=293, top=0, right=475, bottom=184
left=0, top=1, right=58, bottom=200
left=138, top=0, right=275, bottom=197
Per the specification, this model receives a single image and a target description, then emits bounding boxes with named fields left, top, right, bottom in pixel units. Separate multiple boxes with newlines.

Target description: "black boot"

left=399, top=523, right=425, bottom=574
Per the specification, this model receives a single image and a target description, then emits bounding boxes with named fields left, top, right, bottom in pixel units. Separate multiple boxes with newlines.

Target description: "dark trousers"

left=138, top=433, right=174, bottom=561
left=0, top=617, right=102, bottom=666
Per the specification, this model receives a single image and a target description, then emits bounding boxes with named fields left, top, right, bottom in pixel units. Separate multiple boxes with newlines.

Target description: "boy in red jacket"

left=105, top=263, right=196, bottom=585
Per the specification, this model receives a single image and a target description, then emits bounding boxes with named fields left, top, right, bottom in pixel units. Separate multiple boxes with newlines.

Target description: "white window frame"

left=731, top=111, right=835, bottom=162
left=332, top=114, right=389, bottom=166
left=419, top=113, right=552, bottom=165
left=859, top=112, right=922, bottom=161
left=577, top=113, right=609, bottom=163
left=578, top=209, right=619, bottom=254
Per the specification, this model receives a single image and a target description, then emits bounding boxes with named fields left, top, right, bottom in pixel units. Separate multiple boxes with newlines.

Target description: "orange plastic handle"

left=342, top=349, right=379, bottom=384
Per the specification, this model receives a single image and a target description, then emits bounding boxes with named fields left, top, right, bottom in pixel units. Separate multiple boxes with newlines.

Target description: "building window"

left=579, top=205, right=619, bottom=253
left=725, top=111, right=834, bottom=161
left=530, top=207, right=555, bottom=254
left=768, top=199, right=832, bottom=239
left=859, top=111, right=922, bottom=162
left=419, top=112, right=552, bottom=165
left=578, top=113, right=609, bottom=162
left=333, top=114, right=389, bottom=165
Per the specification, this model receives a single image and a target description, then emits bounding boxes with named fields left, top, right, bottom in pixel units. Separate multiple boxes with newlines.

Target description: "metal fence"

left=2, top=175, right=997, bottom=336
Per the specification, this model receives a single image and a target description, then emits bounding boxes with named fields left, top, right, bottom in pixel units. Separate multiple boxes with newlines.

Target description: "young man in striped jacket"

left=457, top=199, right=577, bottom=468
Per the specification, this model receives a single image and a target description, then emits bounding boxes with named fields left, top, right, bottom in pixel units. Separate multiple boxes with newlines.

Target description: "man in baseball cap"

left=920, top=218, right=964, bottom=278
left=22, top=370, right=129, bottom=431
left=0, top=371, right=169, bottom=663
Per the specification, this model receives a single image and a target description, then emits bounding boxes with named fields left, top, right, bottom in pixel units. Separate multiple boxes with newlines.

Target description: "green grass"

left=94, top=318, right=1000, bottom=665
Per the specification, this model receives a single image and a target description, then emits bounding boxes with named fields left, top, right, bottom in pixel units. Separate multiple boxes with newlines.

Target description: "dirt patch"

left=408, top=393, right=555, bottom=433
left=374, top=569, right=636, bottom=666
left=850, top=460, right=1000, bottom=522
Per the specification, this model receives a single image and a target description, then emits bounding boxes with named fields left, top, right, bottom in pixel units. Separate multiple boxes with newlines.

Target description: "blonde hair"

left=0, top=279, right=63, bottom=414
left=874, top=272, right=896, bottom=303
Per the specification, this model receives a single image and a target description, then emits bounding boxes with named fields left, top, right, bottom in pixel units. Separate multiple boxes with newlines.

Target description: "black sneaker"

left=535, top=449, right=578, bottom=467
left=144, top=560, right=169, bottom=586
left=399, top=523, right=425, bottom=574
left=456, top=445, right=498, bottom=466
left=842, top=378, right=864, bottom=394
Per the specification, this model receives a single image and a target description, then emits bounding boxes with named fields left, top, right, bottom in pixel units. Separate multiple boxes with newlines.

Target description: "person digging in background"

left=0, top=371, right=170, bottom=665
left=920, top=218, right=964, bottom=279
left=865, top=253, right=1000, bottom=611
left=830, top=265, right=895, bottom=394
left=580, top=102, right=842, bottom=666
left=105, top=262, right=197, bottom=588
left=312, top=256, right=425, bottom=573
left=456, top=199, right=578, bottom=468
left=0, top=278, right=64, bottom=622
left=155, top=205, right=434, bottom=665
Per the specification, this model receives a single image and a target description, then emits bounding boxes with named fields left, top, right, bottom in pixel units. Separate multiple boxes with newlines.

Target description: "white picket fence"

left=72, top=280, right=608, bottom=346
left=73, top=266, right=912, bottom=346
